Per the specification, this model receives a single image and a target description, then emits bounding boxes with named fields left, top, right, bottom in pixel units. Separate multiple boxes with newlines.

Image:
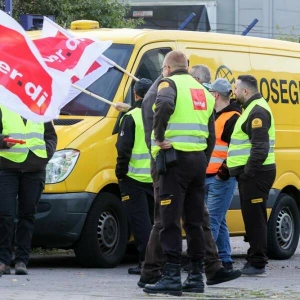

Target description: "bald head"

left=164, top=51, right=188, bottom=70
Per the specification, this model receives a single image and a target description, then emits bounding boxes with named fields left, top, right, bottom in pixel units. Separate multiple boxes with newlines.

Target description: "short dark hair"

left=237, top=75, right=258, bottom=92
left=134, top=78, right=153, bottom=98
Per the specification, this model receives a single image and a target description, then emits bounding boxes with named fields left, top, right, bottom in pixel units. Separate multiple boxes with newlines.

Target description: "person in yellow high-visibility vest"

left=228, top=75, right=276, bottom=276
left=144, top=51, right=215, bottom=296
left=139, top=65, right=241, bottom=290
left=0, top=106, right=57, bottom=276
left=115, top=78, right=153, bottom=276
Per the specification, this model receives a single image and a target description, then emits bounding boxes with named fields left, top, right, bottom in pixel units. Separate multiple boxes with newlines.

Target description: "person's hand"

left=6, top=137, right=16, bottom=148
left=215, top=174, right=222, bottom=180
left=115, top=102, right=131, bottom=112
left=156, top=140, right=172, bottom=150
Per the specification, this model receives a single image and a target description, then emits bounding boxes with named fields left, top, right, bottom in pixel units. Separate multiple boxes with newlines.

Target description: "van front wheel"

left=74, top=192, right=128, bottom=267
left=267, top=193, right=300, bottom=259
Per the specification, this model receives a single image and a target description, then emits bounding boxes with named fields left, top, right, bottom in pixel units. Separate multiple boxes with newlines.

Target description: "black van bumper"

left=32, top=192, right=96, bottom=248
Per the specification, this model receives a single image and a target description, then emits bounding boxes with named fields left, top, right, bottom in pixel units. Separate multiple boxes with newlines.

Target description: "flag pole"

left=71, top=84, right=116, bottom=106
left=99, top=54, right=139, bottom=82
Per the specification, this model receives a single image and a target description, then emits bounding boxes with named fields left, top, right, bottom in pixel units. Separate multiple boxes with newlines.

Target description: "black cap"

left=134, top=78, right=153, bottom=98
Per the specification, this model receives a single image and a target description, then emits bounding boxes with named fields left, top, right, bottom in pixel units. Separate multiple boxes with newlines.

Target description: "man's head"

left=206, top=78, right=232, bottom=111
left=133, top=78, right=153, bottom=101
left=161, top=51, right=188, bottom=77
left=234, top=75, right=259, bottom=104
left=189, top=64, right=211, bottom=84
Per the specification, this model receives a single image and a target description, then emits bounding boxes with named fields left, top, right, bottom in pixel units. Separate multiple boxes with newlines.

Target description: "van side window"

left=124, top=47, right=172, bottom=106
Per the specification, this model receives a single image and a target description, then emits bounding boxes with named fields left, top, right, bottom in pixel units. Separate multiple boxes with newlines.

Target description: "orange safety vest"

left=207, top=111, right=241, bottom=174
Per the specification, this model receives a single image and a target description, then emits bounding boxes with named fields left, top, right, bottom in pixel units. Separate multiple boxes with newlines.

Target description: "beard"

left=235, top=96, right=244, bottom=105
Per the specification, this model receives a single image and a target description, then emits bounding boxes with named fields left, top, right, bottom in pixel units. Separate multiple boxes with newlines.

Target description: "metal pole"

left=178, top=13, right=196, bottom=30
left=5, top=0, right=12, bottom=16
left=241, top=18, right=259, bottom=36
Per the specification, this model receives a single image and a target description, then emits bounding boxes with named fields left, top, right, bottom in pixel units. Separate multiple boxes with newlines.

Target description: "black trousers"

left=0, top=169, right=45, bottom=266
left=119, top=176, right=154, bottom=262
left=158, top=151, right=207, bottom=264
left=237, top=168, right=276, bottom=268
left=141, top=157, right=222, bottom=279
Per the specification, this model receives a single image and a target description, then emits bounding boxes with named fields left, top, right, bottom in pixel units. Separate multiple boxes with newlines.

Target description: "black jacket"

left=152, top=69, right=215, bottom=163
left=0, top=110, right=57, bottom=172
left=115, top=99, right=143, bottom=179
left=229, top=93, right=276, bottom=177
left=142, top=75, right=163, bottom=150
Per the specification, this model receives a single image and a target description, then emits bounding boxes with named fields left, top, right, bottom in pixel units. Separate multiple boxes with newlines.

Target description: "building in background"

left=123, top=0, right=300, bottom=40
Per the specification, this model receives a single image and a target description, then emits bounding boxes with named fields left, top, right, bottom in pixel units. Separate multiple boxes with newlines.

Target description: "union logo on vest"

left=190, top=89, right=207, bottom=110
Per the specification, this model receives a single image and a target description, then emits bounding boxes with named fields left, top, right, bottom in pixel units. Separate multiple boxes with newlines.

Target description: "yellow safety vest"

left=151, top=74, right=215, bottom=158
left=122, top=107, right=152, bottom=183
left=0, top=105, right=47, bottom=163
left=227, top=97, right=275, bottom=169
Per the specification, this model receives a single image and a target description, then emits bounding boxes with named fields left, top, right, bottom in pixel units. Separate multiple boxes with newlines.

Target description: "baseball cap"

left=134, top=78, right=153, bottom=98
left=206, top=78, right=232, bottom=97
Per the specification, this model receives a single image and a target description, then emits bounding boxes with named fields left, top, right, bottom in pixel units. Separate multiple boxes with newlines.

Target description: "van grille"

left=53, top=119, right=83, bottom=126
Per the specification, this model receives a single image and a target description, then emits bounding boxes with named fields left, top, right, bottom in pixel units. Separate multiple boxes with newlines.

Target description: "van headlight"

left=46, top=150, right=80, bottom=184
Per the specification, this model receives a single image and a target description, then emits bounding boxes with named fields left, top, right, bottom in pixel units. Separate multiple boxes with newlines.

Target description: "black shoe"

left=222, top=261, right=233, bottom=270
left=143, top=263, right=182, bottom=296
left=128, top=264, right=141, bottom=275
left=206, top=267, right=241, bottom=285
left=241, top=262, right=266, bottom=276
left=0, top=263, right=11, bottom=276
left=137, top=275, right=162, bottom=288
left=182, top=261, right=205, bottom=293
left=15, top=261, right=28, bottom=275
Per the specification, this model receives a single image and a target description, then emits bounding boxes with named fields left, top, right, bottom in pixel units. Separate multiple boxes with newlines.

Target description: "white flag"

left=0, top=10, right=71, bottom=122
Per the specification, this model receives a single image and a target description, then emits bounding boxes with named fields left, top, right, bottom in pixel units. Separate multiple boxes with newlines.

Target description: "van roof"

left=27, top=28, right=300, bottom=54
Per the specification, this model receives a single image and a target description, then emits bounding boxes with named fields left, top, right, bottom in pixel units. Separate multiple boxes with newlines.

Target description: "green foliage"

left=275, top=24, right=299, bottom=43
left=3, top=0, right=143, bottom=29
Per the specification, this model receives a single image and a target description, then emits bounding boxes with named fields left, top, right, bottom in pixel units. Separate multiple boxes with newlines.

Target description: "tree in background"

left=1, top=0, right=143, bottom=28
left=275, top=25, right=299, bottom=43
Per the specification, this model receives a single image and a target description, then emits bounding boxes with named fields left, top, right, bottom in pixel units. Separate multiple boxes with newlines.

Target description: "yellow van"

left=30, top=21, right=300, bottom=267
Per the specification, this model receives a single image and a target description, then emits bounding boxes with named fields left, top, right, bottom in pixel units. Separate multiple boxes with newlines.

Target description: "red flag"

left=40, top=17, right=113, bottom=106
left=0, top=10, right=71, bottom=122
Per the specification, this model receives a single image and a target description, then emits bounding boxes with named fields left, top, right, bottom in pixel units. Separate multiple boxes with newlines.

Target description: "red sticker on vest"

left=190, top=89, right=207, bottom=110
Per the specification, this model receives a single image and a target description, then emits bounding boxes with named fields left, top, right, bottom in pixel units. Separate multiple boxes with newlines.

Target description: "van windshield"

left=61, top=44, right=133, bottom=116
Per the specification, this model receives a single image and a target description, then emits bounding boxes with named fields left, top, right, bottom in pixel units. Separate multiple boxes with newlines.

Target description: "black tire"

left=267, top=193, right=300, bottom=260
left=74, top=192, right=128, bottom=268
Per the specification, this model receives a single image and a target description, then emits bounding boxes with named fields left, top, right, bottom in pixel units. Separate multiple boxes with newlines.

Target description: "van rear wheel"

left=267, top=193, right=300, bottom=259
left=74, top=192, right=127, bottom=267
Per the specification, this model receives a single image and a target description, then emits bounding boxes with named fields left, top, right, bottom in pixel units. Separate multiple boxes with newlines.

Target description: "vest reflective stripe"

left=214, top=145, right=228, bottom=151
left=151, top=74, right=215, bottom=158
left=131, top=153, right=151, bottom=160
left=166, top=123, right=208, bottom=131
left=230, top=138, right=250, bottom=145
left=7, top=132, right=44, bottom=140
left=227, top=98, right=275, bottom=169
left=128, top=166, right=151, bottom=174
left=122, top=107, right=152, bottom=183
left=0, top=144, right=46, bottom=153
left=209, top=157, right=224, bottom=163
left=0, top=106, right=47, bottom=163
left=229, top=144, right=275, bottom=156
left=230, top=139, right=275, bottom=147
left=207, top=111, right=240, bottom=174
left=151, top=136, right=206, bottom=146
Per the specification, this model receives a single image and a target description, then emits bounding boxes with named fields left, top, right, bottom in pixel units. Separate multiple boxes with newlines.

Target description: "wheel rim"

left=276, top=207, right=294, bottom=249
left=97, top=211, right=119, bottom=255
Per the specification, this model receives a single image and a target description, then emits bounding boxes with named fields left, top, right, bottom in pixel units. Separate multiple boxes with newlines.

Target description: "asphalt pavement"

left=1, top=237, right=300, bottom=300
